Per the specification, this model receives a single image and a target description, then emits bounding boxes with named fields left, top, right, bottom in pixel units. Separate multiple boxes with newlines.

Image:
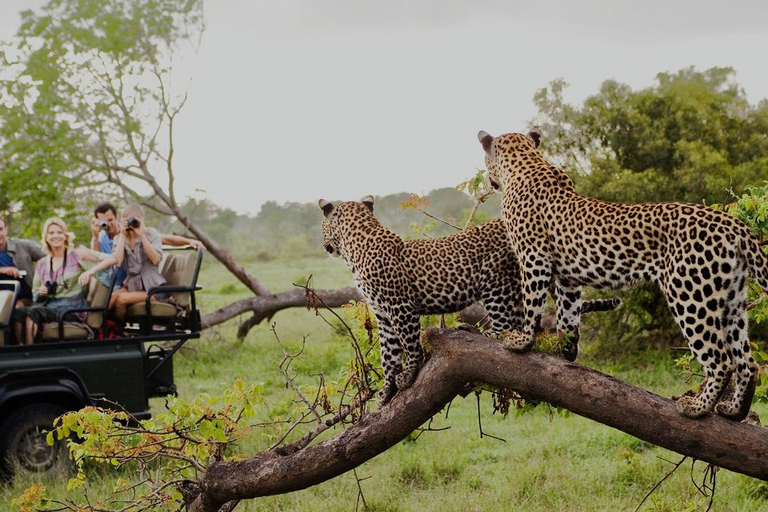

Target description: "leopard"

left=477, top=127, right=768, bottom=420
left=319, top=195, right=621, bottom=405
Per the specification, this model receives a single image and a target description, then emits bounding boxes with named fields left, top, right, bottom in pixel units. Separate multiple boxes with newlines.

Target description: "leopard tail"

left=581, top=298, right=622, bottom=314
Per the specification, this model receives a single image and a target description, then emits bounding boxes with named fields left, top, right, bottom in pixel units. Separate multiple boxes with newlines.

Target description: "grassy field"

left=3, top=256, right=768, bottom=511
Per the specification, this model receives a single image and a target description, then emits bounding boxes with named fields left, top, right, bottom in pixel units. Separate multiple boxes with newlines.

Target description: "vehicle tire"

left=0, top=404, right=70, bottom=479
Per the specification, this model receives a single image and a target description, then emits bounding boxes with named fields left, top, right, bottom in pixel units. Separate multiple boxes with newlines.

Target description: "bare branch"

left=202, top=287, right=363, bottom=335
left=634, top=456, right=687, bottom=512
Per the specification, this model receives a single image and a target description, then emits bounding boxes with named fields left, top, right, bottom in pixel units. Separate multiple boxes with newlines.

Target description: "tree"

left=0, top=0, right=362, bottom=334
left=533, top=67, right=768, bottom=205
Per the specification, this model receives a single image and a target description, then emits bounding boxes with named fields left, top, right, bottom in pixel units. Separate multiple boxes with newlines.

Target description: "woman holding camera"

left=109, top=204, right=167, bottom=321
left=13, top=217, right=117, bottom=344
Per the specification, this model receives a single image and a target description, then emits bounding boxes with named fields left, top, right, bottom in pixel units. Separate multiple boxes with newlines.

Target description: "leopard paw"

left=562, top=340, right=579, bottom=362
left=501, top=331, right=534, bottom=352
left=714, top=400, right=750, bottom=421
left=675, top=395, right=710, bottom=419
left=395, top=368, right=418, bottom=390
left=377, top=383, right=397, bottom=407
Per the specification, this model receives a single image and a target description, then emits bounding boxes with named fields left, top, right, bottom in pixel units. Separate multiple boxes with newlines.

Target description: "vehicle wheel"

left=0, top=404, right=70, bottom=479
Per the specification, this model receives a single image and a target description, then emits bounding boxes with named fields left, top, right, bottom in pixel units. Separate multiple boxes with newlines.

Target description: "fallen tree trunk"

left=186, top=327, right=768, bottom=511
left=201, top=286, right=363, bottom=337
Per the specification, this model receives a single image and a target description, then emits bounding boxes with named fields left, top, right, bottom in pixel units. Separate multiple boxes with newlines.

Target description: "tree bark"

left=200, top=287, right=363, bottom=338
left=186, top=328, right=768, bottom=511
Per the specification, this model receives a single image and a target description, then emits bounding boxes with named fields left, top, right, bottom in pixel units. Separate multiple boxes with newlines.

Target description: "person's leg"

left=111, top=290, right=149, bottom=321
left=13, top=321, right=23, bottom=345
left=24, top=317, right=36, bottom=345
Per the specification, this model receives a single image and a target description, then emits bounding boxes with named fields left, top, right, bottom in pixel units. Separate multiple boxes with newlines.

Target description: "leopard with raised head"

left=319, top=196, right=620, bottom=405
left=477, top=127, right=768, bottom=420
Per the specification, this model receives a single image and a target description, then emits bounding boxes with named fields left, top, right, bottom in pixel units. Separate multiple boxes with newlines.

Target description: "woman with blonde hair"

left=13, top=217, right=116, bottom=344
left=109, top=204, right=167, bottom=321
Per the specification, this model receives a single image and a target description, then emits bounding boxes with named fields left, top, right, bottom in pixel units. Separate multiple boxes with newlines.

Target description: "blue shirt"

left=96, top=230, right=126, bottom=287
left=0, top=250, right=13, bottom=268
left=98, top=230, right=113, bottom=254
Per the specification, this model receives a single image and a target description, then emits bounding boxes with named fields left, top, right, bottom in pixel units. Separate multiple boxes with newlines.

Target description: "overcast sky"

left=2, top=1, right=768, bottom=215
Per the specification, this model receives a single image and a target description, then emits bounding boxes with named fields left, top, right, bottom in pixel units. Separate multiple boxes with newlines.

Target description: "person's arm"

left=112, top=233, right=127, bottom=267
left=140, top=228, right=163, bottom=266
left=75, top=246, right=117, bottom=285
left=90, top=218, right=102, bottom=252
left=0, top=266, right=20, bottom=278
left=161, top=233, right=205, bottom=250
left=31, top=260, right=45, bottom=302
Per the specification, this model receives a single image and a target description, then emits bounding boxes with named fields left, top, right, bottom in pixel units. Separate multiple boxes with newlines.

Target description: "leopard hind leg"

left=665, top=272, right=734, bottom=418
left=715, top=280, right=759, bottom=420
left=480, top=283, right=518, bottom=334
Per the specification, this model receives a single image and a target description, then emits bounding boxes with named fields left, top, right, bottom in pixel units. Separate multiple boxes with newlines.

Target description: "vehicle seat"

left=125, top=248, right=202, bottom=334
left=0, top=281, right=20, bottom=346
left=40, top=275, right=113, bottom=341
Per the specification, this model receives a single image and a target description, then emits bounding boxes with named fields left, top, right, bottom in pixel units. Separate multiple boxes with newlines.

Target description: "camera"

left=99, top=220, right=108, bottom=229
left=127, top=217, right=141, bottom=229
left=45, top=281, right=58, bottom=297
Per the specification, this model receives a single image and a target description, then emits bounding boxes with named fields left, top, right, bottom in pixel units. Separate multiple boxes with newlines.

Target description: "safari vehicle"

left=0, top=247, right=203, bottom=478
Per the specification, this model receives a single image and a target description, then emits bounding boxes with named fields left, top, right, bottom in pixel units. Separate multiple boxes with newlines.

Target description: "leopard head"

left=478, top=127, right=542, bottom=190
left=318, top=196, right=375, bottom=257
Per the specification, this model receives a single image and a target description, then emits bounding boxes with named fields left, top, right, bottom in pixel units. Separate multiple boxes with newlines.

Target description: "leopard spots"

left=320, top=197, right=620, bottom=405
left=479, top=129, right=768, bottom=421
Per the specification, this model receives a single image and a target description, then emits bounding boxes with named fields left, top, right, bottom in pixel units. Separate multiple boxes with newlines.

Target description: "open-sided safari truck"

left=0, top=247, right=203, bottom=478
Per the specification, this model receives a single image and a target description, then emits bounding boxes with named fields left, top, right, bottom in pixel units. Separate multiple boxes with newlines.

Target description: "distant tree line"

left=148, top=188, right=502, bottom=263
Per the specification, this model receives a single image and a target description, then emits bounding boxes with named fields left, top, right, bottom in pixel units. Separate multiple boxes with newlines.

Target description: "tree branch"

left=201, top=287, right=363, bottom=337
left=187, top=328, right=768, bottom=511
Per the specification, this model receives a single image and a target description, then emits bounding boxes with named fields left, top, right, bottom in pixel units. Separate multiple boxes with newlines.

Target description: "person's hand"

left=0, top=266, right=20, bottom=279
left=90, top=218, right=103, bottom=238
left=38, top=285, right=49, bottom=298
left=78, top=269, right=94, bottom=286
left=189, top=239, right=205, bottom=250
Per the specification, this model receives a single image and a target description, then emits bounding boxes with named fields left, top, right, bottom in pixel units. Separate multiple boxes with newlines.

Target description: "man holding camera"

left=90, top=203, right=203, bottom=289
left=0, top=216, right=45, bottom=307
left=91, top=202, right=204, bottom=256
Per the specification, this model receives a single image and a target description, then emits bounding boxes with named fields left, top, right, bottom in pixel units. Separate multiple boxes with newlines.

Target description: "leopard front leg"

left=372, top=310, right=403, bottom=406
left=480, top=288, right=516, bottom=334
left=392, top=309, right=424, bottom=391
left=553, top=281, right=583, bottom=362
left=504, top=251, right=551, bottom=352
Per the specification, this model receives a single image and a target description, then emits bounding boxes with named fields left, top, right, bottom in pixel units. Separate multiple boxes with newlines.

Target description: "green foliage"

left=0, top=0, right=203, bottom=232
left=534, top=67, right=768, bottom=205
left=14, top=378, right=265, bottom=510
left=336, top=300, right=383, bottom=392
left=728, top=181, right=768, bottom=238
left=725, top=182, right=768, bottom=324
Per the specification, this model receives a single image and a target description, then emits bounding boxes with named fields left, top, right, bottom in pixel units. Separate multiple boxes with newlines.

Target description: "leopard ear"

left=478, top=131, right=494, bottom=154
left=318, top=199, right=335, bottom=218
left=527, top=126, right=542, bottom=148
left=361, top=195, right=374, bottom=212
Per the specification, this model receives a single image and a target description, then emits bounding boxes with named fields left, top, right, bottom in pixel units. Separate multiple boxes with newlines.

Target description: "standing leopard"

left=319, top=196, right=620, bottom=404
left=477, top=127, right=768, bottom=420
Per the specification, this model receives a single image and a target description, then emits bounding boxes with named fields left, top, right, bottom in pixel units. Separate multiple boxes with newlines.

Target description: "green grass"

left=2, top=256, right=768, bottom=511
